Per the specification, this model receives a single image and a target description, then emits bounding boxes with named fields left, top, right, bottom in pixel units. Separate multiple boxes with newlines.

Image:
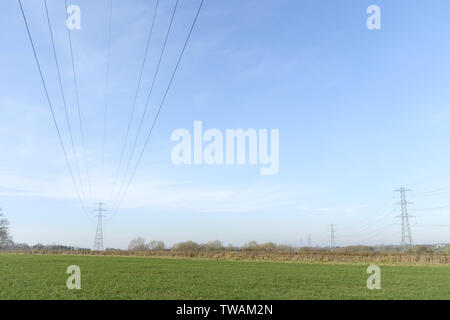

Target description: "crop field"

left=0, top=254, right=449, bottom=300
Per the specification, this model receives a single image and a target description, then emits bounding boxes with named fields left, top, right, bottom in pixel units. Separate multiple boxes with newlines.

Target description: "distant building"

left=435, top=244, right=448, bottom=249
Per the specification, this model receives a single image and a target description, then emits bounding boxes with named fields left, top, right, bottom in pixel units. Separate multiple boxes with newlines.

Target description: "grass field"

left=0, top=254, right=449, bottom=299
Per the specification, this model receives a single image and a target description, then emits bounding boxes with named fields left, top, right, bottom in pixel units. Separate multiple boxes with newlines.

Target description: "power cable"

left=109, top=0, right=160, bottom=202
left=114, top=0, right=205, bottom=211
left=43, top=0, right=88, bottom=206
left=64, top=0, right=93, bottom=204
left=112, top=0, right=181, bottom=209
left=18, top=0, right=89, bottom=215
left=102, top=0, right=113, bottom=177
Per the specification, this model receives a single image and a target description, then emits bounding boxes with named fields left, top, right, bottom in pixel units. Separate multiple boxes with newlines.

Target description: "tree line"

left=126, top=238, right=447, bottom=253
left=126, top=238, right=301, bottom=252
left=1, top=209, right=447, bottom=254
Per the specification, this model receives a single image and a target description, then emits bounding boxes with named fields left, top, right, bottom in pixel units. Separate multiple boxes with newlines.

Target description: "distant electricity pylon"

left=329, top=224, right=336, bottom=251
left=308, top=234, right=312, bottom=247
left=395, top=187, right=414, bottom=249
left=93, top=202, right=107, bottom=251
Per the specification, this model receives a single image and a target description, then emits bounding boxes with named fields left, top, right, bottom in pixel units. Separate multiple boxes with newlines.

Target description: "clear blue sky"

left=1, top=0, right=450, bottom=249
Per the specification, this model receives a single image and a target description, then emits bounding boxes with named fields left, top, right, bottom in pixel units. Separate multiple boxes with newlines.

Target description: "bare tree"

left=203, top=240, right=224, bottom=251
left=128, top=237, right=148, bottom=251
left=128, top=238, right=166, bottom=251
left=148, top=240, right=165, bottom=250
left=0, top=208, right=9, bottom=247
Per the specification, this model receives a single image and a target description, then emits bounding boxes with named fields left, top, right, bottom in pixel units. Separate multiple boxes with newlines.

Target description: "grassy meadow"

left=0, top=253, right=449, bottom=299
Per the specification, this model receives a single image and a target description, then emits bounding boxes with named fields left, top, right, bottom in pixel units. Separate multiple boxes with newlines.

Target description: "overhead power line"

left=346, top=209, right=395, bottom=235
left=114, top=0, right=205, bottom=211
left=413, top=186, right=450, bottom=196
left=112, top=0, right=181, bottom=209
left=102, top=0, right=113, bottom=175
left=109, top=0, right=160, bottom=202
left=43, top=0, right=88, bottom=207
left=18, top=0, right=88, bottom=215
left=413, top=190, right=450, bottom=198
left=413, top=205, right=450, bottom=212
left=64, top=0, right=93, bottom=203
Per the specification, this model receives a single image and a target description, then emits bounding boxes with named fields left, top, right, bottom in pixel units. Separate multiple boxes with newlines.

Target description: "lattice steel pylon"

left=330, top=224, right=336, bottom=251
left=93, top=202, right=106, bottom=251
left=395, top=187, right=414, bottom=249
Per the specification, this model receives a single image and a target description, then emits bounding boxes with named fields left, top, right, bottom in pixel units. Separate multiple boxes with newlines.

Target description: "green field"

left=0, top=254, right=449, bottom=299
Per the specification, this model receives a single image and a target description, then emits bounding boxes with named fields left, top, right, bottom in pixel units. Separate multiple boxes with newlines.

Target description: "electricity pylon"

left=395, top=188, right=414, bottom=249
left=93, top=202, right=107, bottom=251
left=330, top=224, right=336, bottom=251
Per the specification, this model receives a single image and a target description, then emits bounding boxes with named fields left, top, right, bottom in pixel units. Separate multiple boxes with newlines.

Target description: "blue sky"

left=1, top=0, right=450, bottom=249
